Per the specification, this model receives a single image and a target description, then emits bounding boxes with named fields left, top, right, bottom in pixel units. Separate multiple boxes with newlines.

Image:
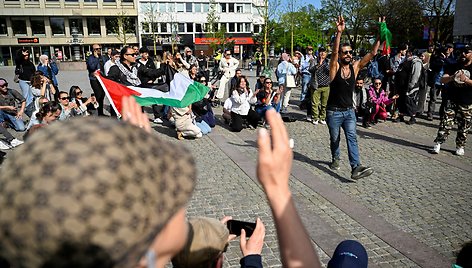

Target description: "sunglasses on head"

left=342, top=50, right=353, bottom=55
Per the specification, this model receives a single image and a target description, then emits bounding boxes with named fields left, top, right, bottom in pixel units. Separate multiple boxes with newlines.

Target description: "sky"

left=300, top=0, right=321, bottom=9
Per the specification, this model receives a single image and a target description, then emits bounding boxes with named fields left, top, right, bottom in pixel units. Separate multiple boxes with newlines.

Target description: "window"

left=219, top=3, right=226, bottom=12
left=161, top=23, right=167, bottom=33
left=236, top=4, right=243, bottom=13
left=87, top=17, right=100, bottom=35
left=124, top=18, right=135, bottom=34
left=254, top=25, right=260, bottom=33
left=142, top=22, right=150, bottom=33
left=103, top=0, right=115, bottom=3
left=69, top=18, right=83, bottom=35
left=50, top=17, right=65, bottom=35
left=244, top=4, right=250, bottom=13
left=178, top=23, right=185, bottom=32
left=186, top=3, right=192, bottom=12
left=65, top=0, right=79, bottom=2
left=236, top=23, right=243, bottom=32
left=31, top=17, right=46, bottom=35
left=219, top=23, right=226, bottom=31
left=228, top=3, right=234, bottom=12
left=83, top=0, right=96, bottom=2
left=202, top=3, right=209, bottom=12
left=0, top=18, right=8, bottom=35
left=186, top=23, right=193, bottom=32
left=176, top=3, right=184, bottom=12
left=194, top=3, right=201, bottom=12
left=168, top=3, right=175, bottom=12
left=228, top=23, right=235, bottom=32
left=195, top=23, right=202, bottom=32
left=245, top=23, right=250, bottom=32
left=121, top=0, right=133, bottom=3
left=171, top=23, right=177, bottom=33
left=105, top=17, right=118, bottom=34
left=159, top=2, right=166, bottom=12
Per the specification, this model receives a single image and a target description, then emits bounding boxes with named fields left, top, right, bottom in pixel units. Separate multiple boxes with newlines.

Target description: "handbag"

left=285, top=64, right=296, bottom=88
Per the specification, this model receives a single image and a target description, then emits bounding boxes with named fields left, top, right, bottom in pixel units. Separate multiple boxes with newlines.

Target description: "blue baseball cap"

left=327, top=240, right=368, bottom=268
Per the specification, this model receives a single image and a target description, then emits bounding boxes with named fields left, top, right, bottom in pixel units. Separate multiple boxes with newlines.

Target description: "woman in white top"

left=215, top=50, right=240, bottom=100
left=276, top=53, right=297, bottom=113
left=230, top=76, right=260, bottom=132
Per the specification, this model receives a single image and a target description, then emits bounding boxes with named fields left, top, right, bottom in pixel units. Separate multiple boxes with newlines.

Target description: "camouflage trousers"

left=434, top=101, right=472, bottom=148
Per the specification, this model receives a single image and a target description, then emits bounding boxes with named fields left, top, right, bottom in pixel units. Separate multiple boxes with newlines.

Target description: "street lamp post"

left=69, top=22, right=83, bottom=61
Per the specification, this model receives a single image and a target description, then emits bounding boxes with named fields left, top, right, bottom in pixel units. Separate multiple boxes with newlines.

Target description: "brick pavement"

left=1, top=67, right=471, bottom=267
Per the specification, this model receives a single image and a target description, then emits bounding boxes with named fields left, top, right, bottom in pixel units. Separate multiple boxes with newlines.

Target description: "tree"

left=205, top=0, right=222, bottom=52
left=113, top=9, right=136, bottom=46
left=321, top=0, right=372, bottom=50
left=285, top=0, right=301, bottom=55
left=420, top=0, right=455, bottom=44
left=254, top=0, right=281, bottom=67
left=141, top=2, right=160, bottom=55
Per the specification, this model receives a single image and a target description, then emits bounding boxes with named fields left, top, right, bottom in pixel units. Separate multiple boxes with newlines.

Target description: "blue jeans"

left=255, top=103, right=280, bottom=119
left=196, top=120, right=211, bottom=135
left=326, top=108, right=360, bottom=169
left=0, top=110, right=26, bottom=132
left=19, top=79, right=34, bottom=107
left=300, top=74, right=311, bottom=101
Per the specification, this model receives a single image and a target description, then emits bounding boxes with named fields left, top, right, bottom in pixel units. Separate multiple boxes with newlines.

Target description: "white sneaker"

left=10, top=138, right=24, bottom=147
left=0, top=140, right=11, bottom=150
left=432, top=143, right=441, bottom=154
left=153, top=118, right=164, bottom=124
left=456, top=147, right=465, bottom=156
left=313, top=120, right=319, bottom=125
left=196, top=132, right=203, bottom=138
left=306, top=116, right=313, bottom=122
left=320, top=120, right=327, bottom=125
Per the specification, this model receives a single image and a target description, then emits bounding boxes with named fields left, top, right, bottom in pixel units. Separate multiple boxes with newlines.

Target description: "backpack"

left=367, top=60, right=383, bottom=80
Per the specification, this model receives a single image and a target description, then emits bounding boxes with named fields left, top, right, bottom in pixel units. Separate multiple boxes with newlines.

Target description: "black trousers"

left=90, top=79, right=105, bottom=116
left=230, top=110, right=260, bottom=132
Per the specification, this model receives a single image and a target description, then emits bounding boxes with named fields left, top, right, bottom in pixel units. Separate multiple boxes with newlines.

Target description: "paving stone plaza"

left=0, top=67, right=471, bottom=267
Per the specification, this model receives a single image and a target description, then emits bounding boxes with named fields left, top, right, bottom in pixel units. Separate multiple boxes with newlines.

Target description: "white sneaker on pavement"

left=432, top=143, right=441, bottom=154
left=320, top=120, right=326, bottom=125
left=0, top=140, right=11, bottom=150
left=9, top=138, right=24, bottom=148
left=153, top=118, right=164, bottom=124
left=456, top=147, right=465, bottom=156
left=313, top=120, right=319, bottom=125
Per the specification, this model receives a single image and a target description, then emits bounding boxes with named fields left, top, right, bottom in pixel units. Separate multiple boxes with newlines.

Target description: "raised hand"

left=121, top=96, right=151, bottom=133
left=336, top=16, right=345, bottom=33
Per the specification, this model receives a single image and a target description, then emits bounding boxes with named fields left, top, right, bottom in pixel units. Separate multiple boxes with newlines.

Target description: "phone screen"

left=227, top=220, right=256, bottom=237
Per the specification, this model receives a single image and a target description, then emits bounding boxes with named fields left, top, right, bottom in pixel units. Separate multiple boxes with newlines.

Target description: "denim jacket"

left=37, top=62, right=59, bottom=86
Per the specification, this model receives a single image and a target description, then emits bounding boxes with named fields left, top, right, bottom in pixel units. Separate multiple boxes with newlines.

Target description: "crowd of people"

left=0, top=14, right=472, bottom=268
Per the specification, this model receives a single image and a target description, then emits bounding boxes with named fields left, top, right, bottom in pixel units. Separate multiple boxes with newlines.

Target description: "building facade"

left=453, top=0, right=472, bottom=43
left=137, top=0, right=265, bottom=59
left=0, top=0, right=138, bottom=66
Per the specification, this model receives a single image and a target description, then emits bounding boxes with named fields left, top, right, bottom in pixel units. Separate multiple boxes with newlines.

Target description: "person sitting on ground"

left=69, top=85, right=99, bottom=116
left=0, top=96, right=197, bottom=268
left=222, top=98, right=232, bottom=124
left=172, top=105, right=203, bottom=140
left=0, top=123, right=24, bottom=150
left=30, top=70, right=57, bottom=108
left=26, top=101, right=62, bottom=130
left=0, top=78, right=26, bottom=132
left=229, top=68, right=243, bottom=94
left=189, top=64, right=199, bottom=81
left=57, top=91, right=78, bottom=121
left=255, top=78, right=280, bottom=120
left=365, top=79, right=398, bottom=128
left=229, top=76, right=260, bottom=132
left=254, top=74, right=267, bottom=90
left=171, top=216, right=265, bottom=268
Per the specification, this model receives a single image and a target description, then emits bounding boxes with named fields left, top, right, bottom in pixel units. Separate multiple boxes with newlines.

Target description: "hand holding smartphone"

left=227, top=220, right=256, bottom=237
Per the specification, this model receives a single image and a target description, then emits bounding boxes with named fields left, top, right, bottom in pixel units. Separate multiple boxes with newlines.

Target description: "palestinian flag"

left=379, top=22, right=392, bottom=56
left=96, top=71, right=210, bottom=117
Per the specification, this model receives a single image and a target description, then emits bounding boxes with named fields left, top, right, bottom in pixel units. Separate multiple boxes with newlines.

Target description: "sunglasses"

left=0, top=83, right=8, bottom=87
left=342, top=50, right=353, bottom=55
left=94, top=47, right=102, bottom=50
left=374, top=82, right=382, bottom=85
left=60, top=97, right=70, bottom=100
left=226, top=54, right=231, bottom=56
left=265, top=82, right=272, bottom=84
left=76, top=90, right=83, bottom=94
left=125, top=53, right=137, bottom=57
left=200, top=79, right=207, bottom=82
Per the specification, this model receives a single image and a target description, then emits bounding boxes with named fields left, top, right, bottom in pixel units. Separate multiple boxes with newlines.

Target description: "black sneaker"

left=362, top=122, right=371, bottom=129
left=351, top=165, right=373, bottom=180
left=406, top=117, right=416, bottom=125
left=329, top=159, right=340, bottom=170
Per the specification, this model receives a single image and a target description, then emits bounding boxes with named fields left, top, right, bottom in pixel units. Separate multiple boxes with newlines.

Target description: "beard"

left=340, top=57, right=351, bottom=65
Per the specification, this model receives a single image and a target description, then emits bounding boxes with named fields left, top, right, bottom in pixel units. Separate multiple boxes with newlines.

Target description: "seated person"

left=254, top=75, right=267, bottom=91
left=69, top=85, right=99, bottom=116
left=255, top=78, right=281, bottom=120
left=0, top=78, right=26, bottom=132
left=172, top=216, right=264, bottom=268
left=222, top=98, right=232, bottom=124
left=172, top=105, right=203, bottom=140
left=366, top=79, right=398, bottom=127
left=30, top=71, right=57, bottom=106
left=57, top=91, right=78, bottom=121
left=229, top=76, right=260, bottom=132
left=27, top=101, right=62, bottom=130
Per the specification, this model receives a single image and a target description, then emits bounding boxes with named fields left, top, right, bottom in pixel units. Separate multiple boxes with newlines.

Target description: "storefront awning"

left=194, top=37, right=255, bottom=45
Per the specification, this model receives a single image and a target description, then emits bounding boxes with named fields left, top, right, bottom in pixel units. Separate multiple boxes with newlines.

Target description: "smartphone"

left=227, top=220, right=256, bottom=237
left=91, top=93, right=95, bottom=97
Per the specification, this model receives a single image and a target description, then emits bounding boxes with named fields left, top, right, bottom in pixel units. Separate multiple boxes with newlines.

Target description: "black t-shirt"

left=444, top=61, right=472, bottom=105
left=328, top=64, right=356, bottom=108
